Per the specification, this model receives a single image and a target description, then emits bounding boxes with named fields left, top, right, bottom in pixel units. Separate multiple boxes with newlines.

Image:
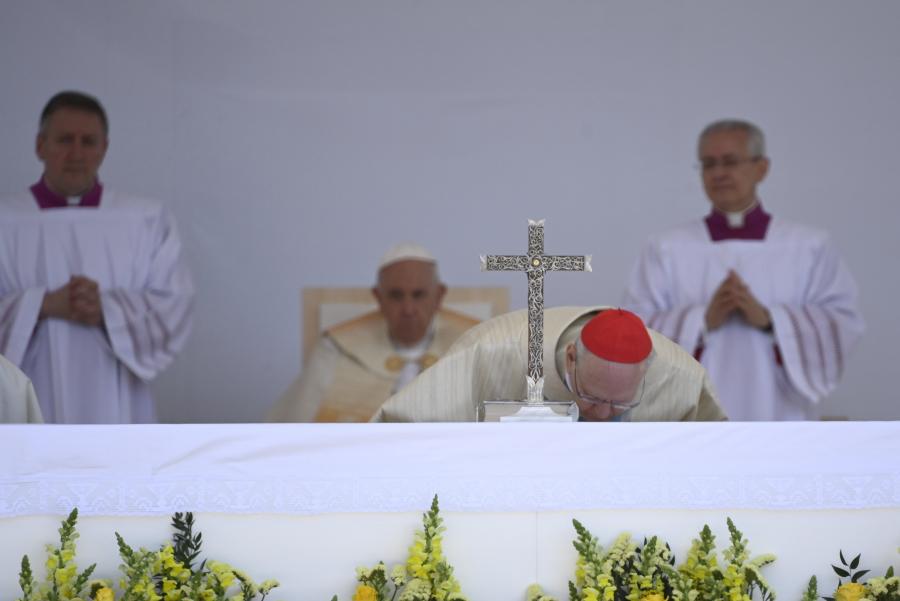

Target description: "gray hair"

left=698, top=119, right=765, bottom=158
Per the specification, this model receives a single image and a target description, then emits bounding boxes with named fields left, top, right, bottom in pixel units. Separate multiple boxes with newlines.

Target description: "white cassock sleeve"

left=100, top=209, right=194, bottom=381
left=768, top=235, right=865, bottom=403
left=623, top=240, right=706, bottom=353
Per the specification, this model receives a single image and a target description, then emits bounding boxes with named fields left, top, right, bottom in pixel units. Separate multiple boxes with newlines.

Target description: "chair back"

left=301, top=286, right=510, bottom=362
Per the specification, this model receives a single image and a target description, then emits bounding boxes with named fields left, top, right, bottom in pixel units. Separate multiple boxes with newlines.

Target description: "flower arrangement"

left=16, top=509, right=279, bottom=601
left=14, top=503, right=899, bottom=601
left=529, top=517, right=776, bottom=601
left=17, top=508, right=97, bottom=601
left=115, top=510, right=279, bottom=601
left=568, top=520, right=639, bottom=601
left=627, top=535, right=676, bottom=601
left=677, top=518, right=775, bottom=601
left=803, top=549, right=900, bottom=601
left=338, top=495, right=467, bottom=601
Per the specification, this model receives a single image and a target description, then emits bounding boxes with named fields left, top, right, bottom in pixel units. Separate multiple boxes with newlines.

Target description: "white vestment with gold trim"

left=374, top=306, right=725, bottom=423
left=269, top=308, right=479, bottom=422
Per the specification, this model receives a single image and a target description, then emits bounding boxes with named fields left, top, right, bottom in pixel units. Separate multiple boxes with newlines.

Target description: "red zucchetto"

left=580, top=309, right=652, bottom=364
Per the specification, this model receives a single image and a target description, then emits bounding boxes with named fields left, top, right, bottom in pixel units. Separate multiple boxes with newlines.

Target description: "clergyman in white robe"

left=373, top=306, right=725, bottom=422
left=0, top=352, right=42, bottom=423
left=0, top=187, right=194, bottom=423
left=623, top=209, right=864, bottom=421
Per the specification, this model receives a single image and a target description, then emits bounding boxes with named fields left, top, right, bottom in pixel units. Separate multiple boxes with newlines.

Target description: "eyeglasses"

left=696, top=156, right=762, bottom=172
left=571, top=363, right=645, bottom=411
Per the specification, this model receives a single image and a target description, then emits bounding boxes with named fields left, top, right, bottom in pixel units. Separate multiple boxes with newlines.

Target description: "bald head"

left=562, top=309, right=652, bottom=421
left=565, top=339, right=649, bottom=421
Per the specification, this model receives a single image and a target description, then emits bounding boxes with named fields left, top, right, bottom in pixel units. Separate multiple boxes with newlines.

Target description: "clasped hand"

left=705, top=270, right=771, bottom=332
left=41, top=275, right=104, bottom=327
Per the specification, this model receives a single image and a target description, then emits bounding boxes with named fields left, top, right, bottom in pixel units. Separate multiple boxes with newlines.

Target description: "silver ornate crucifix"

left=481, top=219, right=591, bottom=405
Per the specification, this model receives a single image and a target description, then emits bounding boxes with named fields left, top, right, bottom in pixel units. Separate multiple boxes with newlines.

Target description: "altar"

left=1, top=422, right=898, bottom=599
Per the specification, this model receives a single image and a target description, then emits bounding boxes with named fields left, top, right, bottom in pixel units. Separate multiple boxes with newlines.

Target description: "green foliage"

left=18, top=555, right=34, bottom=601
left=820, top=552, right=899, bottom=601
left=115, top=532, right=134, bottom=563
left=801, top=575, right=817, bottom=601
left=171, top=512, right=203, bottom=572
left=572, top=519, right=604, bottom=568
left=832, top=551, right=871, bottom=584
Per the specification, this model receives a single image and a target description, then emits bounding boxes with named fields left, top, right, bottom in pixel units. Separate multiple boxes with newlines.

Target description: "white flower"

left=391, top=564, right=408, bottom=587
left=259, top=579, right=280, bottom=593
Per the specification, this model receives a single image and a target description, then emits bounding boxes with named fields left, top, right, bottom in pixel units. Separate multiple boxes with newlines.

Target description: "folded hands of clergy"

left=705, top=270, right=772, bottom=332
left=40, top=275, right=104, bottom=327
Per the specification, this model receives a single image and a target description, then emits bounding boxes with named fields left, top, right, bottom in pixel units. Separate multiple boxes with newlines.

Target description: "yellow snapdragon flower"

left=407, top=540, right=431, bottom=579
left=95, top=586, right=116, bottom=601
left=353, top=584, right=378, bottom=601
left=208, top=561, right=236, bottom=588
left=575, top=558, right=587, bottom=586
left=55, top=564, right=77, bottom=586
left=583, top=586, right=600, bottom=601
left=835, top=582, right=866, bottom=601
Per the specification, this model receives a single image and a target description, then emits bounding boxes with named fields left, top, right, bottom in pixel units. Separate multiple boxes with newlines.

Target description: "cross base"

left=477, top=400, right=579, bottom=422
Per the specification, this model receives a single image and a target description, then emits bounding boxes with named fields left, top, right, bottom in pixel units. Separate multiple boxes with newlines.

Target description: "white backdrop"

left=1, top=1, right=898, bottom=422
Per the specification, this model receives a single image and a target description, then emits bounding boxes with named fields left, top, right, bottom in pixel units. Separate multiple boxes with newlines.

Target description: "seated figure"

left=269, top=243, right=480, bottom=422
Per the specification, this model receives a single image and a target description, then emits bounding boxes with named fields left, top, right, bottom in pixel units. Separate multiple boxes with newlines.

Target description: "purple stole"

left=30, top=178, right=102, bottom=209
left=704, top=203, right=771, bottom=241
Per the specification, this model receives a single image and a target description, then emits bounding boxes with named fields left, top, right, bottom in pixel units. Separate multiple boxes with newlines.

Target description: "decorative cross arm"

left=481, top=219, right=591, bottom=404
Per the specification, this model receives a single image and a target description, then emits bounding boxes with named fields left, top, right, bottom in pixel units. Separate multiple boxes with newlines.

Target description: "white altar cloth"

left=1, top=422, right=898, bottom=599
left=2, top=422, right=898, bottom=515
